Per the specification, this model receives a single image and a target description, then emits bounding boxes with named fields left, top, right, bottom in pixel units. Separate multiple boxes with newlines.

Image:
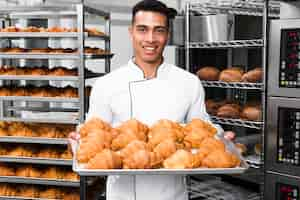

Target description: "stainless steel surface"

left=185, top=3, right=189, bottom=71
left=0, top=31, right=109, bottom=40
left=0, top=176, right=80, bottom=187
left=190, top=0, right=280, bottom=17
left=201, top=81, right=263, bottom=90
left=7, top=106, right=78, bottom=112
left=189, top=39, right=263, bottom=49
left=0, top=96, right=79, bottom=102
left=211, top=116, right=263, bottom=129
left=190, top=14, right=233, bottom=43
left=0, top=136, right=68, bottom=145
left=0, top=75, right=78, bottom=81
left=104, top=12, right=111, bottom=73
left=268, top=19, right=300, bottom=98
left=265, top=172, right=300, bottom=200
left=169, top=16, right=184, bottom=46
left=1, top=117, right=79, bottom=124
left=0, top=156, right=72, bottom=166
left=0, top=53, right=80, bottom=59
left=265, top=97, right=300, bottom=177
left=74, top=136, right=249, bottom=176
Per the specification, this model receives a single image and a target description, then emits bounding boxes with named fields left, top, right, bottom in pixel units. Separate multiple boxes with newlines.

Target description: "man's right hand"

left=68, top=131, right=80, bottom=155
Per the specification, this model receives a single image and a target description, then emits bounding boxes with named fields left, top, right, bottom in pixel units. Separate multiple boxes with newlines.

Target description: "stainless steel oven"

left=266, top=18, right=300, bottom=200
left=268, top=19, right=300, bottom=98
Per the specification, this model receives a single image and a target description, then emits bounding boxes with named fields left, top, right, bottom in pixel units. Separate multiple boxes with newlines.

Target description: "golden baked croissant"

left=119, top=140, right=149, bottom=159
left=201, top=149, right=241, bottom=168
left=79, top=117, right=112, bottom=138
left=192, top=147, right=211, bottom=168
left=200, top=137, right=226, bottom=152
left=39, top=187, right=62, bottom=199
left=64, top=171, right=80, bottom=181
left=0, top=184, right=16, bottom=196
left=116, top=119, right=149, bottom=141
left=111, top=130, right=139, bottom=151
left=0, top=164, right=15, bottom=176
left=86, top=149, right=122, bottom=169
left=15, top=165, right=39, bottom=177
left=152, top=139, right=177, bottom=163
left=18, top=186, right=39, bottom=198
left=163, top=149, right=194, bottom=169
left=62, top=190, right=80, bottom=200
left=147, top=128, right=179, bottom=150
left=123, top=149, right=151, bottom=169
left=185, top=119, right=217, bottom=136
left=149, top=119, right=184, bottom=143
left=77, top=130, right=109, bottom=163
left=42, top=166, right=64, bottom=179
left=184, top=125, right=216, bottom=149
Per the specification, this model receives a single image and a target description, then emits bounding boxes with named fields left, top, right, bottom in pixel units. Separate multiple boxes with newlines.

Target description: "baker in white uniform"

left=70, top=0, right=234, bottom=199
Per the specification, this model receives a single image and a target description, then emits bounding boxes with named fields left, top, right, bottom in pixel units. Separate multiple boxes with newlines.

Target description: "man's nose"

left=145, top=31, right=155, bottom=42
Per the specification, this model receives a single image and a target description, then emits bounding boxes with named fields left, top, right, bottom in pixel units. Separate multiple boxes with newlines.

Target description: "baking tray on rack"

left=0, top=196, right=58, bottom=200
left=0, top=53, right=79, bottom=59
left=73, top=136, right=249, bottom=176
left=0, top=176, right=79, bottom=187
left=0, top=156, right=72, bottom=166
left=0, top=96, right=79, bottom=102
left=0, top=75, right=78, bottom=81
left=0, top=32, right=109, bottom=40
left=84, top=53, right=114, bottom=59
left=0, top=136, right=68, bottom=145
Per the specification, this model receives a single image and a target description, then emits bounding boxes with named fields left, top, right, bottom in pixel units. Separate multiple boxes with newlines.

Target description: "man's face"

left=129, top=11, right=169, bottom=64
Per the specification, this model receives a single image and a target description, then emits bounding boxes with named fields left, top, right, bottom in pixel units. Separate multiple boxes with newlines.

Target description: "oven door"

left=266, top=97, right=300, bottom=177
left=269, top=19, right=300, bottom=98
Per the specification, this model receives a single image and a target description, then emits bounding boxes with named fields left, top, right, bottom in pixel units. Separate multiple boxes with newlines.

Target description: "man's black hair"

left=132, top=0, right=177, bottom=28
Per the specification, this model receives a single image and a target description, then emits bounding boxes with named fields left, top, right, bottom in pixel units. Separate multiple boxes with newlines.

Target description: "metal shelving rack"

left=184, top=0, right=278, bottom=198
left=0, top=3, right=111, bottom=200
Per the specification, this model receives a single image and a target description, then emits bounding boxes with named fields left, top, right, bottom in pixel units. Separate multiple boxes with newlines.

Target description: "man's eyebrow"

left=135, top=24, right=167, bottom=29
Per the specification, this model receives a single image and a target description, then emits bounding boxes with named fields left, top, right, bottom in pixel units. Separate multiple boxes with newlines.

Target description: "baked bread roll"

left=205, top=99, right=227, bottom=115
left=216, top=103, right=241, bottom=119
left=22, top=26, right=40, bottom=32
left=219, top=67, right=244, bottom=82
left=0, top=26, right=20, bottom=32
left=241, top=104, right=262, bottom=121
left=196, top=66, right=220, bottom=81
left=241, top=67, right=263, bottom=83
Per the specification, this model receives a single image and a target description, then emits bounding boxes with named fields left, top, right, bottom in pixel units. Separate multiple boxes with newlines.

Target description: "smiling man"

left=69, top=0, right=228, bottom=199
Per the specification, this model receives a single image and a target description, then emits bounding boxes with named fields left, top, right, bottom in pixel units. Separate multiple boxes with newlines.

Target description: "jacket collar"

left=128, top=58, right=169, bottom=80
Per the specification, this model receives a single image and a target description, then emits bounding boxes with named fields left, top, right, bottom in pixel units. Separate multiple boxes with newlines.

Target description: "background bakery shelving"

left=182, top=0, right=277, bottom=198
left=0, top=2, right=111, bottom=200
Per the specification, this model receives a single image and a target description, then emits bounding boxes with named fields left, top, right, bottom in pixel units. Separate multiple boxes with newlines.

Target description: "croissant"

left=163, top=149, right=194, bottom=169
left=192, top=147, right=211, bottom=168
left=200, top=137, right=225, bottom=152
left=0, top=164, right=15, bottom=176
left=86, top=149, right=122, bottom=169
left=201, top=149, right=241, bottom=168
left=18, top=186, right=39, bottom=198
left=111, top=131, right=139, bottom=151
left=116, top=119, right=149, bottom=141
left=185, top=119, right=217, bottom=136
left=42, top=166, right=64, bottom=179
left=123, top=149, right=151, bottom=169
left=147, top=128, right=179, bottom=149
left=153, top=139, right=177, bottom=163
left=39, top=187, right=62, bottom=199
left=79, top=117, right=112, bottom=138
left=149, top=119, right=184, bottom=143
left=119, top=140, right=149, bottom=159
left=77, top=130, right=109, bottom=163
left=184, top=127, right=215, bottom=149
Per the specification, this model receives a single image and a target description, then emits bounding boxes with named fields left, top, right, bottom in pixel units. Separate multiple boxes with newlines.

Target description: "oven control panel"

left=277, top=183, right=299, bottom=200
left=278, top=108, right=300, bottom=165
left=280, top=29, right=300, bottom=88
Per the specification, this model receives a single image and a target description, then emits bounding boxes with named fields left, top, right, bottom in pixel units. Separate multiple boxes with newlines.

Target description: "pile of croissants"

left=77, top=118, right=241, bottom=169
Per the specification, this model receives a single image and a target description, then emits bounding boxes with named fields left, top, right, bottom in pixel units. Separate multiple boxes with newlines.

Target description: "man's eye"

left=156, top=28, right=167, bottom=33
left=137, top=28, right=146, bottom=32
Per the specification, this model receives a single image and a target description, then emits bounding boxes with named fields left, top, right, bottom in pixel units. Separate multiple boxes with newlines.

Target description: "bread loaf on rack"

left=219, top=67, right=244, bottom=82
left=196, top=66, right=220, bottom=81
left=241, top=67, right=263, bottom=83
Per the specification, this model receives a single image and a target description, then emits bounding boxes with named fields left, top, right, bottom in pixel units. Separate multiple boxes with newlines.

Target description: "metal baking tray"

left=0, top=96, right=79, bottom=103
left=0, top=53, right=79, bottom=59
left=1, top=117, right=79, bottom=124
left=0, top=176, right=79, bottom=187
left=84, top=53, right=114, bottom=59
left=0, top=136, right=68, bottom=145
left=0, top=75, right=78, bottom=81
left=73, top=136, right=249, bottom=176
left=0, top=197, right=58, bottom=200
left=0, top=32, right=109, bottom=40
left=0, top=156, right=72, bottom=166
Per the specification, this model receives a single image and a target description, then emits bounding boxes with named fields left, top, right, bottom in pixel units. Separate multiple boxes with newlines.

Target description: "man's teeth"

left=144, top=47, right=155, bottom=50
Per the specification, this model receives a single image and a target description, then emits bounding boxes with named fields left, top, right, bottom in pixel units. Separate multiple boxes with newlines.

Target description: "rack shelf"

left=0, top=156, right=72, bottom=166
left=0, top=136, right=68, bottom=145
left=0, top=96, right=79, bottom=103
left=0, top=32, right=109, bottom=40
left=201, top=81, right=263, bottom=90
left=1, top=117, right=79, bottom=124
left=189, top=39, right=263, bottom=49
left=190, top=1, right=280, bottom=17
left=211, top=116, right=263, bottom=129
left=0, top=176, right=79, bottom=187
left=0, top=75, right=78, bottom=81
left=0, top=53, right=113, bottom=60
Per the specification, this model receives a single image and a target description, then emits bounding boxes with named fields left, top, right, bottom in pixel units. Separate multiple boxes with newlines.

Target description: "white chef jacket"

left=87, top=59, right=223, bottom=200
